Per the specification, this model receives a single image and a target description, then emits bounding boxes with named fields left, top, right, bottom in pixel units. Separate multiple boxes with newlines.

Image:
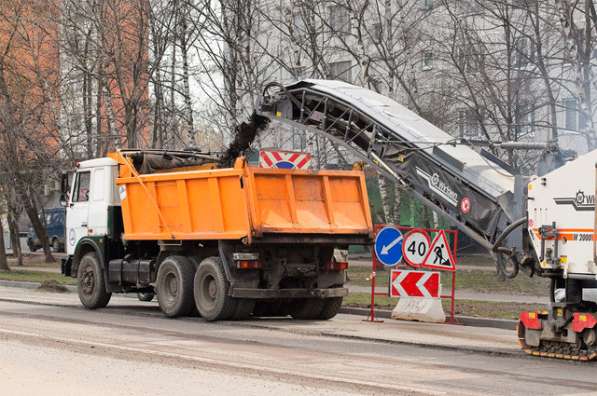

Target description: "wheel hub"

left=207, top=279, right=217, bottom=299
left=166, top=273, right=178, bottom=298
left=81, top=268, right=95, bottom=295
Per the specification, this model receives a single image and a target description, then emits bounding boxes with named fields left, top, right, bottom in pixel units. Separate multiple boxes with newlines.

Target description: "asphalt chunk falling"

left=219, top=112, right=270, bottom=167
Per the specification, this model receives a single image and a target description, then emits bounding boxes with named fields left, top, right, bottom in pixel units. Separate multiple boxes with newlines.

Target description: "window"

left=421, top=0, right=433, bottom=11
left=515, top=37, right=535, bottom=67
left=329, top=60, right=352, bottom=83
left=329, top=5, right=350, bottom=35
left=457, top=46, right=470, bottom=71
left=458, top=109, right=481, bottom=138
left=515, top=101, right=535, bottom=135
left=292, top=12, right=305, bottom=36
left=372, top=22, right=382, bottom=42
left=422, top=51, right=433, bottom=70
left=74, top=171, right=91, bottom=202
left=579, top=108, right=589, bottom=131
left=564, top=98, right=577, bottom=131
left=290, top=65, right=306, bottom=79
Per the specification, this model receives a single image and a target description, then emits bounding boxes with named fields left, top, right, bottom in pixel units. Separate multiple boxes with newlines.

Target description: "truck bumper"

left=230, top=287, right=348, bottom=299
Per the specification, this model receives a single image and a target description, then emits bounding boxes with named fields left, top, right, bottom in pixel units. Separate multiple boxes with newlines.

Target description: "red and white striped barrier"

left=259, top=149, right=312, bottom=169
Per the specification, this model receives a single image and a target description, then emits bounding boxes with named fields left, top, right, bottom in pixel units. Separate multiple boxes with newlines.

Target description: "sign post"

left=367, top=226, right=404, bottom=322
left=367, top=224, right=459, bottom=323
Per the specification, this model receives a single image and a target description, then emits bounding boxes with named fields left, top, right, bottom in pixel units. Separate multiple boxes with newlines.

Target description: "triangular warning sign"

left=422, top=230, right=456, bottom=271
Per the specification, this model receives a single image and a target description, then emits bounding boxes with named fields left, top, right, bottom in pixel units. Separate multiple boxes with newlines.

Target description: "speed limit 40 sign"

left=402, top=229, right=431, bottom=268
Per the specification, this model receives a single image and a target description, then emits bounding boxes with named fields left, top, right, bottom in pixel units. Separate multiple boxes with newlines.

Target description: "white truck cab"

left=66, top=158, right=120, bottom=255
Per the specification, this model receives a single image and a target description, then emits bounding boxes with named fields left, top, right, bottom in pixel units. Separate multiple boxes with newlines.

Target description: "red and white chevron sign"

left=390, top=270, right=440, bottom=298
left=259, top=149, right=312, bottom=169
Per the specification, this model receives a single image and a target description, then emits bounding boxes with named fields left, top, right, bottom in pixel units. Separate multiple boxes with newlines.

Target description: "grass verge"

left=0, top=270, right=75, bottom=285
left=347, top=266, right=550, bottom=296
left=343, top=292, right=545, bottom=320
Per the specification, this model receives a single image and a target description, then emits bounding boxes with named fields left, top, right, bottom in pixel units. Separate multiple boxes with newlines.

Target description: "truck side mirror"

left=60, top=172, right=70, bottom=194
left=59, top=193, right=68, bottom=207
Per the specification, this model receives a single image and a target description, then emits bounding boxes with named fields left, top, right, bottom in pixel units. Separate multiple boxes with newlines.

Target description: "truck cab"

left=65, top=158, right=120, bottom=256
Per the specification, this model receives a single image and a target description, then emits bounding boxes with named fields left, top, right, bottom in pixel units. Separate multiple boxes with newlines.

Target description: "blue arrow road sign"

left=374, top=226, right=404, bottom=267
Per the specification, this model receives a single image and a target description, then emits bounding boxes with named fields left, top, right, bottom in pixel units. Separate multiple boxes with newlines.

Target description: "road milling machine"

left=259, top=79, right=597, bottom=360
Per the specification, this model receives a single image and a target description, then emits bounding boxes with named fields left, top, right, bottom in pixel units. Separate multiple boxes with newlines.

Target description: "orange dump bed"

left=113, top=155, right=373, bottom=243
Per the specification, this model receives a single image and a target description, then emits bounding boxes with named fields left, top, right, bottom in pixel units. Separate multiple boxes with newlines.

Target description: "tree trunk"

left=21, top=191, right=54, bottom=263
left=393, top=183, right=401, bottom=225
left=7, top=210, right=22, bottom=266
left=378, top=176, right=392, bottom=224
left=0, top=220, right=9, bottom=271
left=179, top=10, right=195, bottom=147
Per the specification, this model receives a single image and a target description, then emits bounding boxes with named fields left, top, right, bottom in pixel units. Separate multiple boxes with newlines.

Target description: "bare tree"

left=0, top=218, right=8, bottom=272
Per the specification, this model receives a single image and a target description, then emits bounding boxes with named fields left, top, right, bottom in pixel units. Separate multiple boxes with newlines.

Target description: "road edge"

left=0, top=279, right=517, bottom=330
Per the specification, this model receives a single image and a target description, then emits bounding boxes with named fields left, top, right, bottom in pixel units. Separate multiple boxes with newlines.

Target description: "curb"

left=0, top=279, right=77, bottom=292
left=339, top=307, right=517, bottom=330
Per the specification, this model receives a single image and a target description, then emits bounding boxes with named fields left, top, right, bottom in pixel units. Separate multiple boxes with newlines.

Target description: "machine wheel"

left=194, top=256, right=238, bottom=321
left=156, top=255, right=195, bottom=317
left=77, top=251, right=111, bottom=309
left=290, top=299, right=325, bottom=320
left=318, top=297, right=343, bottom=320
left=137, top=290, right=155, bottom=302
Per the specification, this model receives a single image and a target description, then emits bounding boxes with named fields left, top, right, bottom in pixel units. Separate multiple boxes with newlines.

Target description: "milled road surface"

left=1, top=287, right=597, bottom=395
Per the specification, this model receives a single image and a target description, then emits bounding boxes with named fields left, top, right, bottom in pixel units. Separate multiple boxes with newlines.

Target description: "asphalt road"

left=1, top=289, right=597, bottom=395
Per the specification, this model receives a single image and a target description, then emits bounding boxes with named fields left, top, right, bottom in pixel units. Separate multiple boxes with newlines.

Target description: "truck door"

left=87, top=167, right=109, bottom=237
left=66, top=170, right=91, bottom=255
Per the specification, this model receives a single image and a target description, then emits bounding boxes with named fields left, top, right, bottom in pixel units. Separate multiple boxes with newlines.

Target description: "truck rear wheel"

left=290, top=299, right=325, bottom=320
left=318, top=297, right=343, bottom=320
left=194, top=257, right=238, bottom=321
left=156, top=255, right=195, bottom=318
left=77, top=252, right=111, bottom=309
left=137, top=290, right=155, bottom=302
left=254, top=300, right=290, bottom=318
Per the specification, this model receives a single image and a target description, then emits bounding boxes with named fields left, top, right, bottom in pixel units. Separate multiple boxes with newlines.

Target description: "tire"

left=253, top=300, right=290, bottom=318
left=318, top=297, right=343, bottom=320
left=194, top=256, right=238, bottom=321
left=137, top=290, right=155, bottom=302
left=232, top=299, right=255, bottom=320
left=156, top=255, right=195, bottom=318
left=27, top=239, right=37, bottom=253
left=77, top=251, right=111, bottom=309
left=290, top=299, right=325, bottom=320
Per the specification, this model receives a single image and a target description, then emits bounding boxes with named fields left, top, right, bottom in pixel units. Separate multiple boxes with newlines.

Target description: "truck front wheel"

left=156, top=255, right=195, bottom=317
left=194, top=257, right=238, bottom=321
left=77, top=252, right=111, bottom=309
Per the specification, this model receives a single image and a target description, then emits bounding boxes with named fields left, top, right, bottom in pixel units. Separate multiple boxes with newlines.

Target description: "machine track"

left=517, top=324, right=597, bottom=361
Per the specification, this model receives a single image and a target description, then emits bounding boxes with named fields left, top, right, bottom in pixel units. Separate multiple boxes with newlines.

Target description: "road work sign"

left=422, top=230, right=456, bottom=271
left=390, top=270, right=440, bottom=298
left=402, top=229, right=430, bottom=267
left=374, top=226, right=403, bottom=267
left=259, top=149, right=312, bottom=169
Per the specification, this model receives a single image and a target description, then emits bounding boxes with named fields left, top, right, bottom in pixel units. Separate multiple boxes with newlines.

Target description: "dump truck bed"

left=114, top=155, right=373, bottom=244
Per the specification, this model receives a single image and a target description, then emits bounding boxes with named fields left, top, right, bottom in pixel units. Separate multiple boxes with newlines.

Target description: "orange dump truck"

left=61, top=149, right=373, bottom=320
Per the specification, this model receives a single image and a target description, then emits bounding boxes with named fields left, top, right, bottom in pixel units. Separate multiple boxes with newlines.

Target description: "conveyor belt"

left=259, top=79, right=519, bottom=251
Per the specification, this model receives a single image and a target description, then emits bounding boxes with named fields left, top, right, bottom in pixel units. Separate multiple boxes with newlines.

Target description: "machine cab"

left=66, top=158, right=120, bottom=256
